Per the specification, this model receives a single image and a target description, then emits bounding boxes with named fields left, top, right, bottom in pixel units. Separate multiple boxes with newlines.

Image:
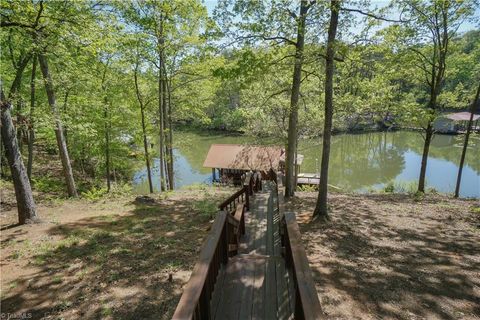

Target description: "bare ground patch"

left=287, top=192, right=480, bottom=320
left=1, top=186, right=234, bottom=320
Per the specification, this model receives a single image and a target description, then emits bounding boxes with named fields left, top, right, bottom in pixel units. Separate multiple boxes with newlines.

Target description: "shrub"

left=81, top=186, right=108, bottom=201
left=31, top=176, right=64, bottom=193
left=297, top=185, right=317, bottom=192
left=383, top=182, right=395, bottom=193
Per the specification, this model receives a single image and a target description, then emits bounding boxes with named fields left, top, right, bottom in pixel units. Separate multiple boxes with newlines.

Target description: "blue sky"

left=203, top=0, right=479, bottom=34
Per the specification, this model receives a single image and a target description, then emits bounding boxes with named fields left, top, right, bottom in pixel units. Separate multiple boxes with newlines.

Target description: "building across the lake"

left=203, top=144, right=303, bottom=185
left=434, top=112, right=480, bottom=134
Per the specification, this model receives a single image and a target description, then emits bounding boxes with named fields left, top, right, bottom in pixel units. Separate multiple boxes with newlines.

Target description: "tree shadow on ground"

left=1, top=195, right=220, bottom=320
left=292, top=193, right=479, bottom=320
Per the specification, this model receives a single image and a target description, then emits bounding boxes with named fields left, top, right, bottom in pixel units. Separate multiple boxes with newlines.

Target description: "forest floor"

left=1, top=183, right=479, bottom=320
left=0, top=184, right=234, bottom=320
left=286, top=192, right=480, bottom=320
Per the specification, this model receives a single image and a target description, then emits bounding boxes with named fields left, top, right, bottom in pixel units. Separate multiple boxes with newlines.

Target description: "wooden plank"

left=210, top=265, right=227, bottom=318
left=244, top=195, right=258, bottom=254
left=237, top=257, right=256, bottom=320
left=284, top=212, right=324, bottom=319
left=265, top=190, right=277, bottom=318
left=214, top=257, right=244, bottom=320
left=265, top=256, right=277, bottom=319
left=271, top=189, right=293, bottom=320
left=266, top=193, right=274, bottom=256
left=254, top=193, right=268, bottom=255
left=276, top=259, right=293, bottom=320
left=251, top=257, right=266, bottom=320
left=172, top=211, right=228, bottom=320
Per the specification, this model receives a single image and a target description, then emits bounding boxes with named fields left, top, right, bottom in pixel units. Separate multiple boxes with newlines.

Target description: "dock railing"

left=172, top=172, right=262, bottom=320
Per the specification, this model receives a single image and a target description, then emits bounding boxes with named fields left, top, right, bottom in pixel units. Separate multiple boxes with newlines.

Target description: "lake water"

left=132, top=131, right=480, bottom=198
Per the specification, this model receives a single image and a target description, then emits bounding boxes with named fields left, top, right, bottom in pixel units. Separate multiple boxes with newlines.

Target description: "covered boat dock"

left=203, top=144, right=304, bottom=186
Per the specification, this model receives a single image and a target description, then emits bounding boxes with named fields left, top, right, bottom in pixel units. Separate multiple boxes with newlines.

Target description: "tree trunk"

left=104, top=103, right=111, bottom=192
left=37, top=53, right=78, bottom=197
left=134, top=61, right=154, bottom=193
left=285, top=0, right=309, bottom=198
left=62, top=90, right=70, bottom=149
left=100, top=62, right=111, bottom=192
left=313, top=0, right=340, bottom=218
left=418, top=122, right=433, bottom=193
left=454, top=83, right=480, bottom=198
left=1, top=54, right=38, bottom=224
left=157, top=16, right=166, bottom=192
left=27, top=56, right=37, bottom=181
left=158, top=61, right=166, bottom=191
left=16, top=98, right=24, bottom=153
left=164, top=69, right=174, bottom=190
left=417, top=5, right=449, bottom=193
left=162, top=73, right=169, bottom=190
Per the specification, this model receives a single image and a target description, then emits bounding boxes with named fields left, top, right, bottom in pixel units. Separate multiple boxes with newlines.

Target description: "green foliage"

left=1, top=0, right=478, bottom=199
left=383, top=182, right=395, bottom=193
left=81, top=186, right=109, bottom=201
left=297, top=185, right=317, bottom=192
left=31, top=176, right=64, bottom=194
left=392, top=181, right=418, bottom=194
left=192, top=197, right=218, bottom=220
left=413, top=191, right=425, bottom=202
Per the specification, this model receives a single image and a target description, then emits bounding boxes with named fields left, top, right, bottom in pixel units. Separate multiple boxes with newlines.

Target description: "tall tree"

left=38, top=53, right=78, bottom=197
left=284, top=0, right=314, bottom=197
left=100, top=60, right=112, bottom=192
left=134, top=54, right=154, bottom=193
left=215, top=0, right=320, bottom=197
left=27, top=55, right=36, bottom=180
left=157, top=11, right=167, bottom=191
left=1, top=54, right=38, bottom=224
left=120, top=0, right=210, bottom=192
left=397, top=0, right=477, bottom=193
left=313, top=0, right=340, bottom=218
left=454, top=82, right=480, bottom=198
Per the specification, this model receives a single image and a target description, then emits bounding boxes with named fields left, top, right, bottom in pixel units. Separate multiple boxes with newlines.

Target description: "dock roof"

left=203, top=144, right=284, bottom=171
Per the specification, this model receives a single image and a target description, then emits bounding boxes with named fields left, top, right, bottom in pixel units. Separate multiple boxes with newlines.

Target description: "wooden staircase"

left=172, top=172, right=323, bottom=320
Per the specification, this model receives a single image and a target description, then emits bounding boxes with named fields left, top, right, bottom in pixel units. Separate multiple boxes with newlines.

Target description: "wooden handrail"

left=218, top=187, right=248, bottom=213
left=218, top=171, right=263, bottom=213
left=172, top=211, right=229, bottom=320
left=282, top=212, right=323, bottom=319
left=276, top=184, right=324, bottom=320
left=174, top=173, right=262, bottom=319
left=174, top=188, right=253, bottom=319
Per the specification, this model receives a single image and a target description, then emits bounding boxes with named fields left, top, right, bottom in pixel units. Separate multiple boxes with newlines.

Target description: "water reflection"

left=132, top=131, right=479, bottom=198
left=133, top=149, right=212, bottom=193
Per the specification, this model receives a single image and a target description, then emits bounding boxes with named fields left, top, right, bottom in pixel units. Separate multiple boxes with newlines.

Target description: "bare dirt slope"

left=1, top=186, right=232, bottom=320
left=288, top=192, right=479, bottom=320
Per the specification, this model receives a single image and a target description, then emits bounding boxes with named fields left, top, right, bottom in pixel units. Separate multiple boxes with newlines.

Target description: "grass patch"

left=192, top=197, right=218, bottom=220
left=471, top=206, right=480, bottom=214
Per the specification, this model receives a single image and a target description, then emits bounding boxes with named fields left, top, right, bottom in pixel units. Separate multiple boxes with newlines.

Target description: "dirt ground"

left=0, top=186, right=233, bottom=320
left=2, top=187, right=479, bottom=320
left=288, top=192, right=480, bottom=320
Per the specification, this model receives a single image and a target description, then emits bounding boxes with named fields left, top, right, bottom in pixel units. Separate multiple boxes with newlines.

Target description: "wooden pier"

left=296, top=173, right=320, bottom=186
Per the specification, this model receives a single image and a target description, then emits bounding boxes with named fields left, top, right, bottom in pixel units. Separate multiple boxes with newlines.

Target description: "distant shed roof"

left=444, top=112, right=480, bottom=121
left=203, top=144, right=284, bottom=171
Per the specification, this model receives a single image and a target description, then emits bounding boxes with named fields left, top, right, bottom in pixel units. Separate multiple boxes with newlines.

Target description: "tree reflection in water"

left=132, top=131, right=480, bottom=197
